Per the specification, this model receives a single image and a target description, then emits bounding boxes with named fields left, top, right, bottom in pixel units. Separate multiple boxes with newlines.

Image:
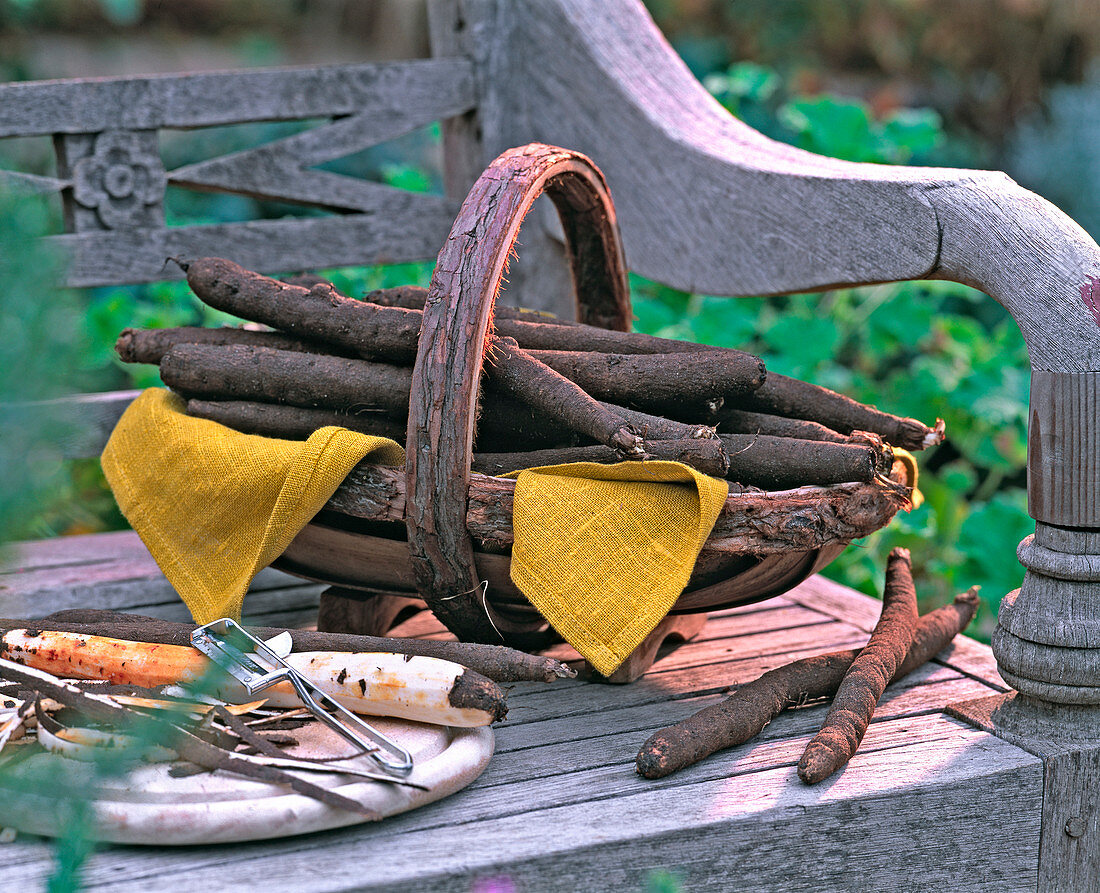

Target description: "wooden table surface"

left=0, top=574, right=1043, bottom=892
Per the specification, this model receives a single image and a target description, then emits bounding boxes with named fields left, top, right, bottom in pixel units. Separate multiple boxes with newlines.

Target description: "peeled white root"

left=238, top=652, right=496, bottom=728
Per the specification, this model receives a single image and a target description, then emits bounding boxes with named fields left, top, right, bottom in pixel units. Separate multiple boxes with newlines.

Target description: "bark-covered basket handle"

left=405, top=143, right=631, bottom=644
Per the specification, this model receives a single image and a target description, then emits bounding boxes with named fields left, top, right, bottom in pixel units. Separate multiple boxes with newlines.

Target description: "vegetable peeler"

left=190, top=618, right=413, bottom=778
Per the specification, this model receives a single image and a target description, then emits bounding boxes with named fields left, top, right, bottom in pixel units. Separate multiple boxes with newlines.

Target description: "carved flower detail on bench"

left=71, top=131, right=166, bottom=229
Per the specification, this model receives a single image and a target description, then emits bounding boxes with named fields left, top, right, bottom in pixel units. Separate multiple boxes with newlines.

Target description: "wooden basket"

left=273, top=143, right=909, bottom=646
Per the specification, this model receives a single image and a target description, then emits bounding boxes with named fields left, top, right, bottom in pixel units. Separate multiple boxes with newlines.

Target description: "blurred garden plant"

left=0, top=190, right=90, bottom=544
left=0, top=188, right=141, bottom=890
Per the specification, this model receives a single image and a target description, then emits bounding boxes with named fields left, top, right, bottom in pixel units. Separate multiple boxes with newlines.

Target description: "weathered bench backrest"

left=2, top=0, right=1100, bottom=713
left=0, top=60, right=471, bottom=287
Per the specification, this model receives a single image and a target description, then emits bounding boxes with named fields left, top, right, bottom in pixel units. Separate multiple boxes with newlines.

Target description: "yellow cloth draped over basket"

left=101, top=389, right=405, bottom=623
left=508, top=462, right=729, bottom=675
left=102, top=390, right=729, bottom=674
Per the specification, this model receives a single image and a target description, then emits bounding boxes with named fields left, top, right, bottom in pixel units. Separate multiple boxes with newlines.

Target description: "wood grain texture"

left=507, top=0, right=942, bottom=295
left=997, top=582, right=1100, bottom=651
left=483, top=0, right=1100, bottom=711
left=0, top=531, right=323, bottom=622
left=428, top=0, right=578, bottom=319
left=167, top=69, right=475, bottom=212
left=1040, top=748, right=1100, bottom=892
left=328, top=465, right=906, bottom=555
left=945, top=691, right=1100, bottom=891
left=316, top=588, right=426, bottom=637
left=789, top=573, right=1010, bottom=689
left=0, top=59, right=475, bottom=137
left=10, top=0, right=1100, bottom=713
left=3, top=720, right=1040, bottom=892
left=0, top=3, right=1072, bottom=882
left=992, top=518, right=1100, bottom=703
left=1035, top=522, right=1100, bottom=554
left=1028, top=372, right=1100, bottom=526
left=55, top=130, right=165, bottom=232
left=499, top=0, right=1100, bottom=373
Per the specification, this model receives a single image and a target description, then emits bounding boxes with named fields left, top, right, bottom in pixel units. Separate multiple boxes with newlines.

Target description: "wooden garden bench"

left=1, top=1, right=1097, bottom=889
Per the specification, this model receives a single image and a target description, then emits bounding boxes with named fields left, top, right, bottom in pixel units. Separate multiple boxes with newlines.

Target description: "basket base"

left=275, top=516, right=849, bottom=616
left=588, top=611, right=708, bottom=683
left=317, top=586, right=426, bottom=637
left=308, top=584, right=708, bottom=682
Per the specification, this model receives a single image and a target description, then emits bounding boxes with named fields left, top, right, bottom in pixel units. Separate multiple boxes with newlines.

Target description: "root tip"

left=921, top=418, right=947, bottom=448
left=551, top=661, right=578, bottom=680
left=635, top=739, right=673, bottom=779
left=797, top=741, right=844, bottom=785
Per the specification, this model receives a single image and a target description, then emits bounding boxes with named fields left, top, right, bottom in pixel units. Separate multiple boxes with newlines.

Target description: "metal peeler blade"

left=190, top=618, right=414, bottom=778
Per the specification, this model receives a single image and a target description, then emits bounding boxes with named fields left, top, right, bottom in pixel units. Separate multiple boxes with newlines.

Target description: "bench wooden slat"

left=0, top=59, right=475, bottom=137
left=0, top=170, right=68, bottom=194
left=490, top=672, right=1000, bottom=767
left=476, top=672, right=996, bottom=789
left=168, top=86, right=473, bottom=212
left=48, top=196, right=457, bottom=288
left=498, top=628, right=870, bottom=728
left=0, top=530, right=322, bottom=621
left=0, top=389, right=139, bottom=460
left=0, top=561, right=1035, bottom=889
left=373, top=713, right=1015, bottom=842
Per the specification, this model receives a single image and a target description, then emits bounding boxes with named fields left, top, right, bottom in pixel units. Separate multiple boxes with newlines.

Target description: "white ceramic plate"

left=0, top=716, right=493, bottom=845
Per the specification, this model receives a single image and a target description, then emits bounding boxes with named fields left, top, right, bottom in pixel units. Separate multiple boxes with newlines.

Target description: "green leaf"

left=381, top=163, right=434, bottom=194
left=879, top=108, right=945, bottom=162
left=722, top=62, right=781, bottom=104
left=778, top=96, right=876, bottom=161
left=761, top=314, right=841, bottom=377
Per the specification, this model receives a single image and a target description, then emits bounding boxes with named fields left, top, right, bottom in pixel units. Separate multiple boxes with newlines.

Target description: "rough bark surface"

left=485, top=336, right=645, bottom=457
left=471, top=439, right=729, bottom=478
left=797, top=547, right=921, bottom=783
left=160, top=343, right=413, bottom=413
left=708, top=407, right=849, bottom=444
left=741, top=373, right=942, bottom=451
left=324, top=464, right=910, bottom=556
left=182, top=256, right=424, bottom=364
left=184, top=399, right=408, bottom=443
left=117, top=325, right=332, bottom=365
left=525, top=347, right=765, bottom=408
left=720, top=433, right=888, bottom=489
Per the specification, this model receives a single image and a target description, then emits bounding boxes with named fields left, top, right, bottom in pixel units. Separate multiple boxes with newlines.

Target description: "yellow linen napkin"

left=508, top=461, right=729, bottom=675
left=101, top=389, right=405, bottom=623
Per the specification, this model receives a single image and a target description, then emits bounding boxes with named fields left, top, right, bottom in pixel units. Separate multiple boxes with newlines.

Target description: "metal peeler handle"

left=190, top=619, right=414, bottom=778
left=284, top=673, right=413, bottom=777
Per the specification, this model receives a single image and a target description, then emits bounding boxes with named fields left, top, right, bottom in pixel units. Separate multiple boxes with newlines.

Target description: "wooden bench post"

left=428, top=0, right=577, bottom=319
